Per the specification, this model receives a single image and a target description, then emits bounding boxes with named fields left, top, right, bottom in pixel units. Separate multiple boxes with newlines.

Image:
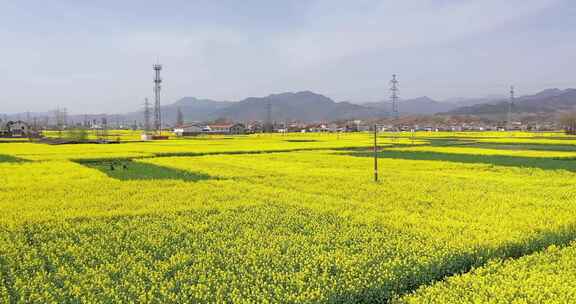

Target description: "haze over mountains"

left=147, top=92, right=506, bottom=123
left=2, top=88, right=575, bottom=124
left=122, top=87, right=576, bottom=123
left=208, top=91, right=380, bottom=122
left=130, top=92, right=487, bottom=123
left=446, top=89, right=576, bottom=117
left=162, top=97, right=232, bottom=122
left=363, top=96, right=457, bottom=115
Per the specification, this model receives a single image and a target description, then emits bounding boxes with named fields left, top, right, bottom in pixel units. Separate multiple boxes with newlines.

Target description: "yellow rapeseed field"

left=1, top=132, right=576, bottom=303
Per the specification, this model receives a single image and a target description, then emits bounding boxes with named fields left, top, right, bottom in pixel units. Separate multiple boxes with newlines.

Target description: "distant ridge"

left=445, top=88, right=576, bottom=116
left=213, top=91, right=383, bottom=122
left=163, top=97, right=232, bottom=122
left=4, top=88, right=575, bottom=124
left=363, top=96, right=457, bottom=115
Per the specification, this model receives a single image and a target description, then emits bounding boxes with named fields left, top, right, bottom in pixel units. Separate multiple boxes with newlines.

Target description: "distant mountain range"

left=363, top=96, right=456, bottom=115
left=148, top=92, right=494, bottom=123
left=445, top=88, right=576, bottom=117
left=125, top=88, right=576, bottom=123
left=212, top=91, right=382, bottom=121
left=123, top=97, right=233, bottom=123
left=123, top=91, right=387, bottom=123
left=2, top=88, right=575, bottom=124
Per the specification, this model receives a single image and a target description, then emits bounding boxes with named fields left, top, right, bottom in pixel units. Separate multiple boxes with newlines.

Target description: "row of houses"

left=0, top=120, right=33, bottom=137
left=173, top=120, right=556, bottom=136
left=174, top=121, right=371, bottom=136
left=174, top=123, right=247, bottom=136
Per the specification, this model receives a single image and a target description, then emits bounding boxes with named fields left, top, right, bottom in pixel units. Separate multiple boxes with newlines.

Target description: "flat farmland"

left=1, top=132, right=576, bottom=303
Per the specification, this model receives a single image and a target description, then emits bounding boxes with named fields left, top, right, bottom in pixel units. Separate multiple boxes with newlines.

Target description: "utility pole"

left=55, top=107, right=66, bottom=138
left=62, top=108, right=67, bottom=131
left=374, top=124, right=379, bottom=182
left=176, top=106, right=184, bottom=127
left=508, top=86, right=515, bottom=131
left=100, top=116, right=108, bottom=142
left=266, top=99, right=272, bottom=133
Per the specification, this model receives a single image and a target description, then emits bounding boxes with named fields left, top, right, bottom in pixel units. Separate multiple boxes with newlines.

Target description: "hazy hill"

left=443, top=95, right=506, bottom=107
left=162, top=97, right=232, bottom=122
left=7, top=89, right=574, bottom=125
left=213, top=91, right=384, bottom=122
left=446, top=88, right=576, bottom=116
left=363, top=96, right=457, bottom=115
left=122, top=97, right=231, bottom=123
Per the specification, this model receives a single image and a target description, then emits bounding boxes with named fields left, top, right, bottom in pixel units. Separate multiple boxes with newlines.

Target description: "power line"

left=374, top=124, right=379, bottom=182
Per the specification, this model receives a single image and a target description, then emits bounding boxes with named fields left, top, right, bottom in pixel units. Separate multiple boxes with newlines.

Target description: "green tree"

left=65, top=128, right=89, bottom=141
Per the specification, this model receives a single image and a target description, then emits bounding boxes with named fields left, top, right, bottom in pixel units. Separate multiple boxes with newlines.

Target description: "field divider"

left=71, top=145, right=381, bottom=163
left=392, top=223, right=576, bottom=302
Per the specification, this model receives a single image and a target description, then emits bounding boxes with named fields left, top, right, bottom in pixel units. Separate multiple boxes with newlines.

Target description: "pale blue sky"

left=0, top=0, right=574, bottom=113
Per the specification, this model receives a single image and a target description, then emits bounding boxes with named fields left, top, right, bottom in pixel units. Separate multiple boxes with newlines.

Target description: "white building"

left=174, top=124, right=204, bottom=136
left=205, top=124, right=246, bottom=135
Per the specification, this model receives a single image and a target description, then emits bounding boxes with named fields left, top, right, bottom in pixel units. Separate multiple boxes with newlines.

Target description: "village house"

left=246, top=122, right=263, bottom=133
left=174, top=124, right=204, bottom=136
left=0, top=120, right=32, bottom=137
left=345, top=120, right=371, bottom=132
left=206, top=123, right=246, bottom=135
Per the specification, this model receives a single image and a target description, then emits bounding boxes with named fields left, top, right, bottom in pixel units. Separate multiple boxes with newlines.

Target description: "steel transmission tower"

left=99, top=116, right=108, bottom=142
left=143, top=98, right=151, bottom=133
left=266, top=100, right=272, bottom=133
left=153, top=63, right=163, bottom=134
left=390, top=74, right=400, bottom=120
left=508, top=86, right=515, bottom=130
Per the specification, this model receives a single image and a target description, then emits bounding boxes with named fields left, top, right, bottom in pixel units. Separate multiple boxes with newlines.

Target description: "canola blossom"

left=399, top=242, right=576, bottom=303
left=1, top=132, right=575, bottom=303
